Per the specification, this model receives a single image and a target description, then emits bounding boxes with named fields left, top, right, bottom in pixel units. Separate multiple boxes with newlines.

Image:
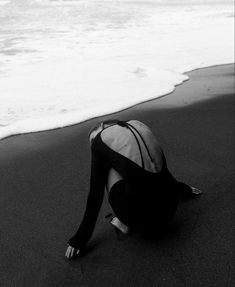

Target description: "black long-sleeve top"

left=67, top=135, right=109, bottom=249
left=67, top=120, right=170, bottom=250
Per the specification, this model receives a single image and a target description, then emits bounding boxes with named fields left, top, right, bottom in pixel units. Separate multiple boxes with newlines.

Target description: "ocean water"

left=0, top=0, right=234, bottom=140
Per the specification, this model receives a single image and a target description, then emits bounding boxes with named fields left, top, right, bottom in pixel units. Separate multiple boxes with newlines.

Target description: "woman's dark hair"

left=88, top=119, right=123, bottom=139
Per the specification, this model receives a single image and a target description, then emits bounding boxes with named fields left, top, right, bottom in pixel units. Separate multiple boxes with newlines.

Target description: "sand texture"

left=0, top=64, right=234, bottom=287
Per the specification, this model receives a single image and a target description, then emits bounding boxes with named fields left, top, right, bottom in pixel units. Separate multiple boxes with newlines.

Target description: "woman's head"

left=88, top=119, right=122, bottom=143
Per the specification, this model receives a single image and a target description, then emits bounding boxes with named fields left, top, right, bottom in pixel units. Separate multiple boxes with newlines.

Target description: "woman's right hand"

left=65, top=244, right=80, bottom=259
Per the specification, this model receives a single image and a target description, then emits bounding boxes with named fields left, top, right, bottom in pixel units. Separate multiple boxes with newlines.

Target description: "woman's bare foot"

left=110, top=217, right=129, bottom=234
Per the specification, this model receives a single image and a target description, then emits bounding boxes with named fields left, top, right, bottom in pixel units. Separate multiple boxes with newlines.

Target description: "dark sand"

left=0, top=64, right=234, bottom=287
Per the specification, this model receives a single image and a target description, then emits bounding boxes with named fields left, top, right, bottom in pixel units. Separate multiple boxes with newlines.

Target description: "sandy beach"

left=0, top=64, right=234, bottom=287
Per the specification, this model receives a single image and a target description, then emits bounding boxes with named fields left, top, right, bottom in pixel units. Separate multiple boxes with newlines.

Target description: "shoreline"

left=0, top=63, right=234, bottom=287
left=0, top=63, right=234, bottom=142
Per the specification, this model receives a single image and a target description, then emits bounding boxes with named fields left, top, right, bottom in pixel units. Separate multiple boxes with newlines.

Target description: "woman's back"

left=101, top=120, right=165, bottom=173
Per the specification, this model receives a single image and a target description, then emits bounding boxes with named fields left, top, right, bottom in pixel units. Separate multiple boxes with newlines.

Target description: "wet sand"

left=0, top=64, right=234, bottom=287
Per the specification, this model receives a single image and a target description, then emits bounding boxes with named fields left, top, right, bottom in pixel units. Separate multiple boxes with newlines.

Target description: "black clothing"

left=68, top=121, right=191, bottom=250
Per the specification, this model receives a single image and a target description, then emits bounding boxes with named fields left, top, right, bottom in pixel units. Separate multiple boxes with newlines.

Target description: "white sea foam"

left=0, top=0, right=234, bottom=140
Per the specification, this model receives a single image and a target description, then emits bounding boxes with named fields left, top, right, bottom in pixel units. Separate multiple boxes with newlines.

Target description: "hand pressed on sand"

left=65, top=245, right=80, bottom=259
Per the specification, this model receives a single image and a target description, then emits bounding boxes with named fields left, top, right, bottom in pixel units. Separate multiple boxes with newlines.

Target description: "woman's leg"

left=106, top=168, right=124, bottom=193
left=106, top=168, right=131, bottom=233
left=108, top=180, right=134, bottom=227
left=108, top=170, right=180, bottom=233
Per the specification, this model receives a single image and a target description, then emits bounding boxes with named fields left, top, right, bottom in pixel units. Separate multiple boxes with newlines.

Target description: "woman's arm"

left=67, top=143, right=108, bottom=251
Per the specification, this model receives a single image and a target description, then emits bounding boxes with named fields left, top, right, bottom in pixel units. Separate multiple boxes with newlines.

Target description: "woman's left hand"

left=65, top=244, right=80, bottom=259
